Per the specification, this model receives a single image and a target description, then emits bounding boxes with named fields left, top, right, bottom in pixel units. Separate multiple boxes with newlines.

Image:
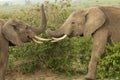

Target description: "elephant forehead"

left=72, top=10, right=84, bottom=17
left=72, top=15, right=85, bottom=23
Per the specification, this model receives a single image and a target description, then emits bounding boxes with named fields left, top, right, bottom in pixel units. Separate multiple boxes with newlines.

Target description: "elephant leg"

left=0, top=48, right=9, bottom=80
left=85, top=28, right=108, bottom=80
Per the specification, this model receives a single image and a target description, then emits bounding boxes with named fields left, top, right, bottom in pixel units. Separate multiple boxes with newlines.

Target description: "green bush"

left=43, top=37, right=92, bottom=75
left=97, top=43, right=120, bottom=79
left=8, top=37, right=92, bottom=75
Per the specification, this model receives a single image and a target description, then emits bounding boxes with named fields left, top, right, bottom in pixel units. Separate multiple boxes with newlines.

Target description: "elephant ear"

left=2, top=19, right=23, bottom=46
left=84, top=7, right=106, bottom=36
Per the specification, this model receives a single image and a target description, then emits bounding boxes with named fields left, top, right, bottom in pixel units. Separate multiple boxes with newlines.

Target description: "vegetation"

left=97, top=43, right=120, bottom=80
left=0, top=0, right=120, bottom=79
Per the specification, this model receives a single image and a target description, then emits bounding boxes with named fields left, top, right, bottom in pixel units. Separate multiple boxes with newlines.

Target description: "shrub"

left=97, top=43, right=120, bottom=79
left=43, top=37, right=92, bottom=75
left=8, top=37, right=92, bottom=75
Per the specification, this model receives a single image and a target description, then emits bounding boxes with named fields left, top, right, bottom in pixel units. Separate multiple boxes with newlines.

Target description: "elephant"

left=46, top=6, right=120, bottom=80
left=0, top=5, right=50, bottom=80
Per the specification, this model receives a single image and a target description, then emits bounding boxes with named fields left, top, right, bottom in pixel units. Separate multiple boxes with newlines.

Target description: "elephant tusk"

left=32, top=38, right=43, bottom=44
left=34, top=36, right=51, bottom=41
left=51, top=34, right=67, bottom=42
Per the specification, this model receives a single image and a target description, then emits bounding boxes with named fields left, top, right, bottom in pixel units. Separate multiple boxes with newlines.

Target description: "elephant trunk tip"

left=40, top=4, right=47, bottom=32
left=34, top=4, right=47, bottom=35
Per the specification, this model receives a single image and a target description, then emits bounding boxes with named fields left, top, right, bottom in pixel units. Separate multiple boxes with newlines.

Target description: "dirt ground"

left=6, top=70, right=85, bottom=80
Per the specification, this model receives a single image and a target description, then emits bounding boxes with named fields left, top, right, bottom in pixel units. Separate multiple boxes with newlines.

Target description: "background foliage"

left=0, top=0, right=120, bottom=79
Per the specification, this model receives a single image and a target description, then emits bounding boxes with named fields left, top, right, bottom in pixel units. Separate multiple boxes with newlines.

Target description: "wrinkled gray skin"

left=46, top=6, right=120, bottom=80
left=0, top=5, right=46, bottom=80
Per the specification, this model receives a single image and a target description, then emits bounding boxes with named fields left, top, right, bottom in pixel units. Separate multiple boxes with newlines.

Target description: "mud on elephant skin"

left=46, top=6, right=120, bottom=80
left=0, top=5, right=50, bottom=80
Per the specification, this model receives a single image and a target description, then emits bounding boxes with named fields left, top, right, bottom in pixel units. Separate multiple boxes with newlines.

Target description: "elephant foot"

left=84, top=74, right=96, bottom=80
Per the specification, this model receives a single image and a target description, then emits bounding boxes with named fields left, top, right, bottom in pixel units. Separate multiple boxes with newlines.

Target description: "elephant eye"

left=71, top=22, right=75, bottom=24
left=25, top=26, right=28, bottom=29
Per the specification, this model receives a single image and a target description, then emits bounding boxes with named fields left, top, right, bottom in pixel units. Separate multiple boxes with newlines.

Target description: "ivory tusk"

left=34, top=36, right=51, bottom=41
left=51, top=34, right=67, bottom=42
left=32, top=38, right=43, bottom=44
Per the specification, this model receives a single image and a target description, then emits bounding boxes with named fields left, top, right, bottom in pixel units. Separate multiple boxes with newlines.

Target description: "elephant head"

left=1, top=4, right=50, bottom=46
left=46, top=7, right=106, bottom=42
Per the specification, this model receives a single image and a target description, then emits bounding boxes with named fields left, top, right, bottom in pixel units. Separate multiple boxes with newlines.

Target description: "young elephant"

left=46, top=6, right=120, bottom=80
left=0, top=5, right=50, bottom=80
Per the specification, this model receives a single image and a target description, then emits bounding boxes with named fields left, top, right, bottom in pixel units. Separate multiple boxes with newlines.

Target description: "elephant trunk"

left=46, top=25, right=65, bottom=38
left=46, top=23, right=72, bottom=38
left=34, top=4, right=47, bottom=35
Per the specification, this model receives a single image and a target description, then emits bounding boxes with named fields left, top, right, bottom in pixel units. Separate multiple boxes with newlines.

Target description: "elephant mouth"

left=31, top=35, right=51, bottom=43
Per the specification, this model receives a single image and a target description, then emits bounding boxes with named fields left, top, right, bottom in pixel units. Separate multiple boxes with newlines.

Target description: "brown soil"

left=6, top=70, right=85, bottom=80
